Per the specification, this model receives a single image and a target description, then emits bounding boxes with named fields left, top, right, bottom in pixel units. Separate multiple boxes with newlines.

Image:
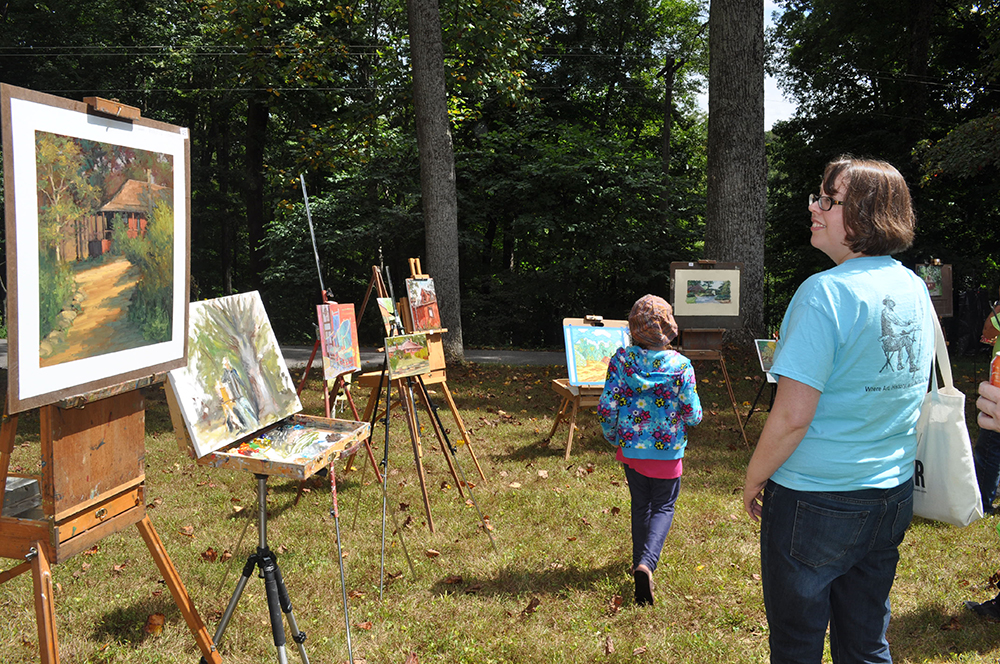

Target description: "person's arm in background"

left=979, top=381, right=1000, bottom=433
left=742, top=377, right=821, bottom=521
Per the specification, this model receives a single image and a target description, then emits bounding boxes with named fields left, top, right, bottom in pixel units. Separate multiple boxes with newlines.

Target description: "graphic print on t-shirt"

left=879, top=294, right=920, bottom=374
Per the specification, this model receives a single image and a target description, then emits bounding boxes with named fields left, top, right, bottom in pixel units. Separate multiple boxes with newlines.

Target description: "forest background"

left=0, top=0, right=997, bottom=357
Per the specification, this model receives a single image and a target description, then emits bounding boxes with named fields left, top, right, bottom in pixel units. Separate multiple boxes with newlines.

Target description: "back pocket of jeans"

left=790, top=501, right=869, bottom=567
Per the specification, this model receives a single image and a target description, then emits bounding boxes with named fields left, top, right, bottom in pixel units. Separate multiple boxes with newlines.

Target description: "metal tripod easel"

left=209, top=474, right=310, bottom=664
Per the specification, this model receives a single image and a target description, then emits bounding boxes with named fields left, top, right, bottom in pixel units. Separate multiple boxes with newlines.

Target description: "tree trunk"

left=704, top=0, right=766, bottom=343
left=407, top=0, right=465, bottom=362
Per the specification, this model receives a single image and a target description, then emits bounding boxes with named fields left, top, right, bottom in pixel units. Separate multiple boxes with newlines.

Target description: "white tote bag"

left=912, top=314, right=983, bottom=526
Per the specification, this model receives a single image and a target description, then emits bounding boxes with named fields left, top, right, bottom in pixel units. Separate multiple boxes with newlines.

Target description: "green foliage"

left=37, top=249, right=76, bottom=341
left=764, top=1, right=1000, bottom=332
left=111, top=203, right=175, bottom=343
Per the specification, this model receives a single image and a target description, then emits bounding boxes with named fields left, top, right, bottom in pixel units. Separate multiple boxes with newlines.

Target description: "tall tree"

left=408, top=0, right=465, bottom=362
left=704, top=0, right=765, bottom=340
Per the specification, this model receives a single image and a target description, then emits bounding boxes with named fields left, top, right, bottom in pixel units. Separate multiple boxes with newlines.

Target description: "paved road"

left=0, top=338, right=565, bottom=371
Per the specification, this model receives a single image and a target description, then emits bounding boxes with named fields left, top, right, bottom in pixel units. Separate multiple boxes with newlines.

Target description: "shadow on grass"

left=888, top=602, right=1000, bottom=661
left=427, top=560, right=628, bottom=602
left=91, top=594, right=179, bottom=645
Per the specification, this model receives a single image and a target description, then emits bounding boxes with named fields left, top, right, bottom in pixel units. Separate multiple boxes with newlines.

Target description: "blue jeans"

left=973, top=428, right=1000, bottom=513
left=760, top=480, right=913, bottom=664
left=623, top=465, right=680, bottom=573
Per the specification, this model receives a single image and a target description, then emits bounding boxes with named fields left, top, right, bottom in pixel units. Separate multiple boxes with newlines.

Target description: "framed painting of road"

left=2, top=84, right=190, bottom=412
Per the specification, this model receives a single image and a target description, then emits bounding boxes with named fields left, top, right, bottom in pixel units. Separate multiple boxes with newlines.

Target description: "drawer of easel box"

left=53, top=483, right=146, bottom=561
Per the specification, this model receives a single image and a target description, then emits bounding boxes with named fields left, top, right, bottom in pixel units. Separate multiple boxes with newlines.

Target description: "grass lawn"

left=1, top=349, right=999, bottom=663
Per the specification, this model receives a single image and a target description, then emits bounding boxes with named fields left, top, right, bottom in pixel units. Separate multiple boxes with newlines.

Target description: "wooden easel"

left=293, top=292, right=382, bottom=486
left=681, top=329, right=750, bottom=450
left=351, top=265, right=441, bottom=531
left=546, top=379, right=603, bottom=459
left=0, top=387, right=221, bottom=664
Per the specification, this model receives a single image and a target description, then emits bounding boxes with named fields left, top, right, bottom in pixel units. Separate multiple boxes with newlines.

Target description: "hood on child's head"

left=629, top=294, right=678, bottom=349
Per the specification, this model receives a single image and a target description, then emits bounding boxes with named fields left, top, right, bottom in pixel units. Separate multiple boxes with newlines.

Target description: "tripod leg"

left=271, top=561, right=309, bottom=664
left=260, top=551, right=290, bottom=664
left=212, top=554, right=258, bottom=648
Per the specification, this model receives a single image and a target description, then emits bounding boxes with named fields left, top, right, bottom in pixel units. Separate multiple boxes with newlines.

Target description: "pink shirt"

left=616, top=446, right=683, bottom=479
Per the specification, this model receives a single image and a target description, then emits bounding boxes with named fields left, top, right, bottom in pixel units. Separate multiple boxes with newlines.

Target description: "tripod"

left=208, top=474, right=310, bottom=664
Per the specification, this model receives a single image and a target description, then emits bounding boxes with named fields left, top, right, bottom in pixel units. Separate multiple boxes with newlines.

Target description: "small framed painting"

left=406, top=277, right=442, bottom=331
left=2, top=83, right=190, bottom=412
left=915, top=263, right=953, bottom=318
left=317, top=302, right=360, bottom=380
left=562, top=318, right=630, bottom=387
left=669, top=262, right=743, bottom=329
left=385, top=332, right=431, bottom=379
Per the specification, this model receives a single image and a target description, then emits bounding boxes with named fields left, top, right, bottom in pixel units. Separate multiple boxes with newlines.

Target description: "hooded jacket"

left=597, top=346, right=702, bottom=461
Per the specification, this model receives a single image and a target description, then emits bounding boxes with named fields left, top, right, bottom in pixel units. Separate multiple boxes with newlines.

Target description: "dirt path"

left=41, top=257, right=149, bottom=366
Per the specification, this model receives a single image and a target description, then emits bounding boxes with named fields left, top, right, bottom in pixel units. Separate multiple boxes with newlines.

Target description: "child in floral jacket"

left=598, top=294, right=702, bottom=606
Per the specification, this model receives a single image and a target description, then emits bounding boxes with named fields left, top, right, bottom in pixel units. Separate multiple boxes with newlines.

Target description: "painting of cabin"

left=55, top=178, right=171, bottom=263
left=386, top=333, right=431, bottom=379
left=406, top=278, right=441, bottom=331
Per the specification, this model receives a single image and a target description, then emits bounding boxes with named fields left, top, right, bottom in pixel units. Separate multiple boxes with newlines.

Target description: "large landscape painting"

left=2, top=84, right=189, bottom=412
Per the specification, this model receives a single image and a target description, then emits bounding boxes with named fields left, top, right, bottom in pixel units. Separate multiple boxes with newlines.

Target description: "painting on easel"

left=386, top=332, right=431, bottom=379
left=167, top=291, right=301, bottom=458
left=317, top=302, right=360, bottom=380
left=2, top=83, right=190, bottom=413
left=406, top=277, right=441, bottom=331
left=562, top=319, right=630, bottom=387
left=377, top=297, right=400, bottom=335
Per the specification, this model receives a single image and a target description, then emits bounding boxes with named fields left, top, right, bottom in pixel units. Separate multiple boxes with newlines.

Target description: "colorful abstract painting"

left=377, top=297, right=400, bottom=335
left=406, top=277, right=442, bottom=331
left=562, top=320, right=630, bottom=387
left=2, top=84, right=189, bottom=412
left=317, top=302, right=360, bottom=380
left=168, top=291, right=301, bottom=458
left=385, top=332, right=431, bottom=379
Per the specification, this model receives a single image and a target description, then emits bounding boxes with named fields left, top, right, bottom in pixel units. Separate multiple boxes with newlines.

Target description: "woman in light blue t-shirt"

left=742, top=156, right=934, bottom=664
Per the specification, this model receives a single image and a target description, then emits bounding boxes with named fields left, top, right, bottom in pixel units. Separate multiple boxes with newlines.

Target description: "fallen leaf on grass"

left=220, top=550, right=232, bottom=562
left=604, top=635, right=615, bottom=654
left=403, top=652, right=419, bottom=664
left=144, top=613, right=165, bottom=636
left=941, top=617, right=962, bottom=631
left=426, top=549, right=441, bottom=558
left=567, top=537, right=578, bottom=542
left=464, top=583, right=483, bottom=594
left=443, top=575, right=463, bottom=584
left=508, top=482, right=522, bottom=488
left=521, top=596, right=541, bottom=616
left=179, top=526, right=195, bottom=537
left=348, top=590, right=365, bottom=599
left=83, top=545, right=99, bottom=556
left=232, top=505, right=245, bottom=514
left=633, top=646, right=648, bottom=655
left=609, top=594, right=623, bottom=616
left=200, top=548, right=218, bottom=563
left=278, top=544, right=289, bottom=554
left=538, top=470, right=549, bottom=479
left=611, top=506, right=621, bottom=516
left=356, top=621, right=374, bottom=630
left=111, top=561, right=128, bottom=575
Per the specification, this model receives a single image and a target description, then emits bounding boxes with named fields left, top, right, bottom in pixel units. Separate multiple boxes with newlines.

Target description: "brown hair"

left=821, top=156, right=915, bottom=256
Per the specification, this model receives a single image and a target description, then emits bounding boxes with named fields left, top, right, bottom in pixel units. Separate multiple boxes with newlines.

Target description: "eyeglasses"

left=809, top=194, right=845, bottom=211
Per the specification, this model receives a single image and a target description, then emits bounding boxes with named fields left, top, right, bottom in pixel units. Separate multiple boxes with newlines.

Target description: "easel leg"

left=30, top=542, right=59, bottom=664
left=136, top=517, right=221, bottom=664
left=546, top=397, right=571, bottom=442
left=438, top=381, right=486, bottom=482
left=0, top=410, right=18, bottom=514
left=564, top=397, right=581, bottom=460
left=718, top=355, right=750, bottom=450
left=399, top=380, right=435, bottom=533
left=414, top=385, right=464, bottom=498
